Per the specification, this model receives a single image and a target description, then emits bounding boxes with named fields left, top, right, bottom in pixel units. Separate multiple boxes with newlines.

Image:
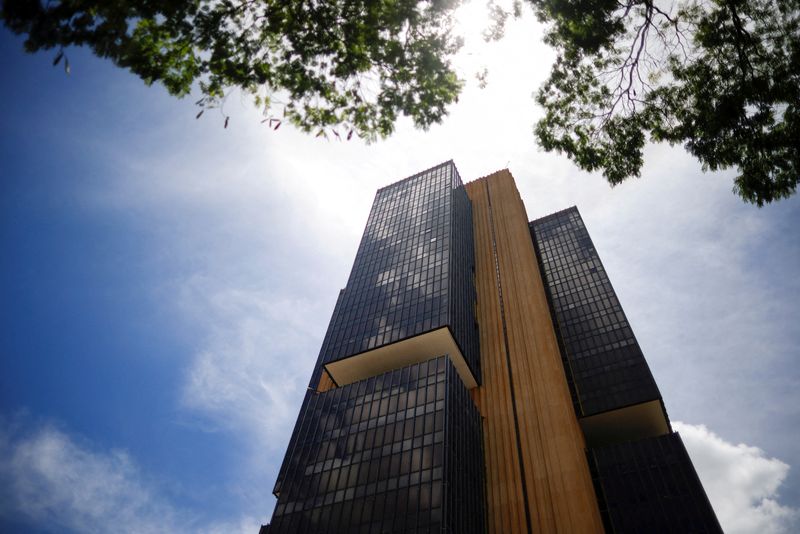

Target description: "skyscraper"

left=261, top=162, right=721, bottom=533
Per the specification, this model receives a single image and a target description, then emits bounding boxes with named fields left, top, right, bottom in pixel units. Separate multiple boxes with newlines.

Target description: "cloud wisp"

left=676, top=421, right=798, bottom=534
left=178, top=278, right=322, bottom=446
left=0, top=418, right=259, bottom=533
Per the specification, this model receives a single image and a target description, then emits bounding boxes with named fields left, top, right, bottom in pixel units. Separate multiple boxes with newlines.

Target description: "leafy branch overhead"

left=532, top=0, right=800, bottom=205
left=2, top=0, right=464, bottom=142
left=3, top=0, right=798, bottom=204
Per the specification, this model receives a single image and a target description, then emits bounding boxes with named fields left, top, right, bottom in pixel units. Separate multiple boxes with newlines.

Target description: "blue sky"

left=1, top=4, right=799, bottom=533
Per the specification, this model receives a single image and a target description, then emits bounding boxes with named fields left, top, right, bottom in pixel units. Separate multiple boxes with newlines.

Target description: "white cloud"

left=178, top=277, right=321, bottom=444
left=0, top=419, right=260, bottom=534
left=676, top=421, right=798, bottom=534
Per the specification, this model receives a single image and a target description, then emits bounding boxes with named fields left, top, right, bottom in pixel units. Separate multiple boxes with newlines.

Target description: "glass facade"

left=267, top=163, right=485, bottom=533
left=529, top=207, right=661, bottom=417
left=320, top=161, right=480, bottom=384
left=262, top=167, right=719, bottom=533
left=530, top=206, right=720, bottom=532
left=266, top=356, right=485, bottom=533
left=588, top=432, right=722, bottom=533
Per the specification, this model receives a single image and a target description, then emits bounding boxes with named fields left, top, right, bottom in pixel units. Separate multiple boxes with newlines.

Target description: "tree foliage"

left=2, top=0, right=464, bottom=141
left=3, top=0, right=799, bottom=204
left=531, top=0, right=800, bottom=205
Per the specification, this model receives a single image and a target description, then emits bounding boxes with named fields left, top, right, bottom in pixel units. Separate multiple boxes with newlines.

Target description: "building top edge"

left=529, top=205, right=580, bottom=226
left=464, top=168, right=513, bottom=185
left=376, top=159, right=456, bottom=193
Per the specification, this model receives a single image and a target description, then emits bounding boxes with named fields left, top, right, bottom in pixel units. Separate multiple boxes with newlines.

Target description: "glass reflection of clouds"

left=269, top=356, right=485, bottom=533
left=319, top=161, right=479, bottom=385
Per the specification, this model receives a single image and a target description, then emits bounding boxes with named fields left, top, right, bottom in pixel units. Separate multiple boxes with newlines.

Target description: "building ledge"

left=324, top=327, right=478, bottom=389
left=580, top=399, right=670, bottom=448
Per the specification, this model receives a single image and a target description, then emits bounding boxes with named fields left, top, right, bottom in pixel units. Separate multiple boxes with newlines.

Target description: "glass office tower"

left=261, top=164, right=720, bottom=533
left=265, top=162, right=486, bottom=533
left=321, top=161, right=480, bottom=389
left=530, top=207, right=721, bottom=533
left=530, top=207, right=667, bottom=431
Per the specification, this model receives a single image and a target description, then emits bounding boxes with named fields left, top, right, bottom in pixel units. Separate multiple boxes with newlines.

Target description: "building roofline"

left=464, top=168, right=512, bottom=185
left=529, top=205, right=580, bottom=225
left=376, top=159, right=455, bottom=193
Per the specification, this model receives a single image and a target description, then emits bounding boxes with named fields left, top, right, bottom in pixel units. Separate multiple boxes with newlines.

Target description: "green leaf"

left=2, top=0, right=464, bottom=145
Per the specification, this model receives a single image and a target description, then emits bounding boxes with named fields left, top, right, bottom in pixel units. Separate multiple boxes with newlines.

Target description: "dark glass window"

left=266, top=356, right=485, bottom=533
left=316, top=161, right=480, bottom=383
left=530, top=207, right=662, bottom=416
left=588, top=432, right=723, bottom=533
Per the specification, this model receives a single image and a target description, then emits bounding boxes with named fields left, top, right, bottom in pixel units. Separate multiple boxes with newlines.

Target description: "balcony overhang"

left=324, top=327, right=478, bottom=389
left=580, top=399, right=670, bottom=448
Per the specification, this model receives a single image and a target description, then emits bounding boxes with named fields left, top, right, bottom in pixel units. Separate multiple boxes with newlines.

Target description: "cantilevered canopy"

left=580, top=399, right=671, bottom=448
left=324, top=327, right=478, bottom=389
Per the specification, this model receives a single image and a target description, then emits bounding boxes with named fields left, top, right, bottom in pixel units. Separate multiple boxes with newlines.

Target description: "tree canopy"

left=531, top=0, right=800, bottom=206
left=2, top=0, right=463, bottom=140
left=3, top=0, right=798, bottom=204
